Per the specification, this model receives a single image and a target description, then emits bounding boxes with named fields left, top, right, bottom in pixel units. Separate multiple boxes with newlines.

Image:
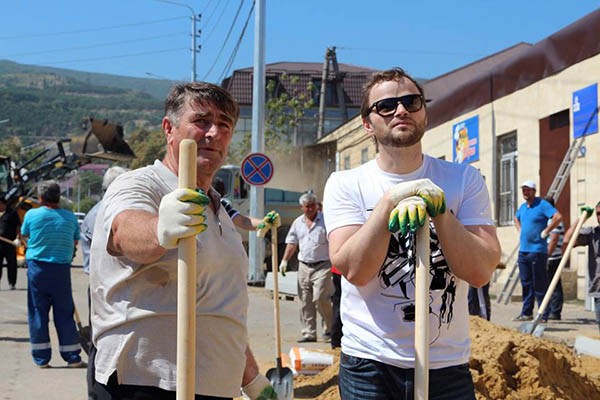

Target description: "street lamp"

left=156, top=0, right=201, bottom=82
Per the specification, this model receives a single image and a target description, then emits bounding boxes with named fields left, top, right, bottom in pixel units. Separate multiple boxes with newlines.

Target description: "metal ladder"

left=546, top=136, right=585, bottom=202
left=496, top=135, right=585, bottom=304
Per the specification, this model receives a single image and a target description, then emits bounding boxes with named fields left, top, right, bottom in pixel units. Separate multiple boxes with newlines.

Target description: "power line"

left=0, top=16, right=187, bottom=40
left=2, top=32, right=186, bottom=58
left=202, top=0, right=246, bottom=80
left=41, top=48, right=187, bottom=67
left=216, top=0, right=254, bottom=83
left=199, top=0, right=232, bottom=35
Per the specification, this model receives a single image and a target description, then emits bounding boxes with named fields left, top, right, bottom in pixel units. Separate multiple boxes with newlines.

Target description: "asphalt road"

left=0, top=250, right=597, bottom=399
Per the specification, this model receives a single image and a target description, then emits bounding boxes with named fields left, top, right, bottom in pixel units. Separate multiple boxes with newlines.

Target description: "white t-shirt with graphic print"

left=323, top=155, right=493, bottom=369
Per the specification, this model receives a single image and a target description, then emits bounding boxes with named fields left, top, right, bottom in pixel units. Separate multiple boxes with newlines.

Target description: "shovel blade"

left=266, top=366, right=294, bottom=400
left=518, top=322, right=545, bottom=337
left=78, top=325, right=93, bottom=355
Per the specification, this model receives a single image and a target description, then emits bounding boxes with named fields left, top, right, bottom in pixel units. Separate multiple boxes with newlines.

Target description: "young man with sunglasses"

left=564, top=202, right=600, bottom=333
left=323, top=67, right=501, bottom=399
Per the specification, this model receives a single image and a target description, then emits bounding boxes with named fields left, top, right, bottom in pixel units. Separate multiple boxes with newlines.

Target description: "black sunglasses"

left=368, top=94, right=425, bottom=117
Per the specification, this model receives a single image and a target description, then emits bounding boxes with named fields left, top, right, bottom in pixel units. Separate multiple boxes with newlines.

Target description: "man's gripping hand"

left=241, top=374, right=277, bottom=400
left=387, top=178, right=446, bottom=217
left=389, top=196, right=429, bottom=235
left=157, top=188, right=209, bottom=249
left=257, top=210, right=281, bottom=238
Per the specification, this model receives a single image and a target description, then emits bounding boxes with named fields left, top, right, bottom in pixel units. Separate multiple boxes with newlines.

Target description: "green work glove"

left=389, top=196, right=428, bottom=235
left=257, top=210, right=281, bottom=238
left=279, top=260, right=288, bottom=277
left=241, top=374, right=278, bottom=400
left=387, top=178, right=446, bottom=218
left=157, top=188, right=209, bottom=249
left=581, top=206, right=594, bottom=219
left=256, top=386, right=278, bottom=400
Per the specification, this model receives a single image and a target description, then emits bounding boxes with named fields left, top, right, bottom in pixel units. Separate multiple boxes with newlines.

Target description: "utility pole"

left=317, top=47, right=347, bottom=139
left=157, top=0, right=201, bottom=81
left=247, top=0, right=266, bottom=284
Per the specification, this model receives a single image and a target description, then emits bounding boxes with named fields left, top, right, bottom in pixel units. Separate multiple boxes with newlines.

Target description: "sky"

left=0, top=1, right=598, bottom=84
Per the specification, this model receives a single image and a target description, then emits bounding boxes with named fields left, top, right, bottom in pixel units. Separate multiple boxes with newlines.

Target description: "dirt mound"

left=470, top=316, right=600, bottom=399
left=293, top=317, right=600, bottom=399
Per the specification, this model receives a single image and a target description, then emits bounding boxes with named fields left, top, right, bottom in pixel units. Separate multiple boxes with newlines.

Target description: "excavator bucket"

left=81, top=117, right=136, bottom=162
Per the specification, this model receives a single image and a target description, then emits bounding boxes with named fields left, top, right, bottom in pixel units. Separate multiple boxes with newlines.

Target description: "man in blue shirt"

left=21, top=183, right=83, bottom=368
left=514, top=180, right=562, bottom=322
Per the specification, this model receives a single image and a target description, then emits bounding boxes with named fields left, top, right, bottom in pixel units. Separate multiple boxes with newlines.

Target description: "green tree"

left=128, top=128, right=165, bottom=169
left=0, top=136, right=22, bottom=156
left=79, top=171, right=103, bottom=198
left=229, top=73, right=314, bottom=163
left=77, top=197, right=97, bottom=214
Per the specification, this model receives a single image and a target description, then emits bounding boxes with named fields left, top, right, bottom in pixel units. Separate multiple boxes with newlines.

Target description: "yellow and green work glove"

left=157, top=188, right=209, bottom=249
left=387, top=179, right=446, bottom=234
left=388, top=196, right=428, bottom=235
left=257, top=210, right=281, bottom=238
left=581, top=205, right=594, bottom=219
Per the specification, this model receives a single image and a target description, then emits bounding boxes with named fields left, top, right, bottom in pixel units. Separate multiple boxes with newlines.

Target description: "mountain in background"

left=0, top=60, right=178, bottom=145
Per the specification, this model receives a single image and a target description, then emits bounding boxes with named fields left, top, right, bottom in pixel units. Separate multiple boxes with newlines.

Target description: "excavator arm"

left=2, top=116, right=136, bottom=205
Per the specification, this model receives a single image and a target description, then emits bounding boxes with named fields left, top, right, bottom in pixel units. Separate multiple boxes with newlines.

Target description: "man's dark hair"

left=360, top=67, right=425, bottom=120
left=164, top=82, right=240, bottom=127
left=41, top=183, right=61, bottom=204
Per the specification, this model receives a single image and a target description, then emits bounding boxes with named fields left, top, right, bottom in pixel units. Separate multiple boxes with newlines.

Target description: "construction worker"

left=514, top=181, right=562, bottom=322
left=0, top=197, right=20, bottom=290
left=21, top=183, right=84, bottom=368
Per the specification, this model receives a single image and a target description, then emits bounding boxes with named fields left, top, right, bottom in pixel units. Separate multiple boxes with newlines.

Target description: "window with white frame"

left=497, top=132, right=518, bottom=226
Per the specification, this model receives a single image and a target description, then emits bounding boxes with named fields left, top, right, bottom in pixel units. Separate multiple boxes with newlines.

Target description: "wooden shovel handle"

left=271, top=227, right=282, bottom=359
left=415, top=221, right=430, bottom=400
left=534, top=209, right=589, bottom=326
left=177, top=139, right=197, bottom=400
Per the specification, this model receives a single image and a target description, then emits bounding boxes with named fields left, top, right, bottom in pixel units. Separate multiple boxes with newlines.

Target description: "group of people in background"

left=2, top=69, right=599, bottom=400
left=513, top=180, right=600, bottom=332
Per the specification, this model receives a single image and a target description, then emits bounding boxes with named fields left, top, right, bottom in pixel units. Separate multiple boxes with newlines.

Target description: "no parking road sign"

left=241, top=152, right=274, bottom=186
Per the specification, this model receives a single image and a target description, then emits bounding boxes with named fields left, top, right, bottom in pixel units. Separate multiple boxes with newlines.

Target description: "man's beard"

left=377, top=125, right=426, bottom=147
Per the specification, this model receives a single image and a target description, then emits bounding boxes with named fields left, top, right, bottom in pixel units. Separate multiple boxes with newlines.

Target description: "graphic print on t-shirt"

left=378, top=219, right=456, bottom=343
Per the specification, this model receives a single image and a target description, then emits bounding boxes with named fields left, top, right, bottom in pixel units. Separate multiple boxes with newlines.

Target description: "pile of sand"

left=292, top=317, right=600, bottom=399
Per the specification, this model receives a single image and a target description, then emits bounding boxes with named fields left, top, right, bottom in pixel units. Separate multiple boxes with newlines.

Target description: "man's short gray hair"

left=102, top=166, right=130, bottom=190
left=299, top=192, right=318, bottom=206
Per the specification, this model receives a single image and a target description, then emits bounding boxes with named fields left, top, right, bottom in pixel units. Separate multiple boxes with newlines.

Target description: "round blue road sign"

left=241, top=152, right=274, bottom=186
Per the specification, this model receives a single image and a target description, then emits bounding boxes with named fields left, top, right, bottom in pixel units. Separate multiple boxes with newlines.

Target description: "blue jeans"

left=517, top=251, right=549, bottom=318
left=27, top=259, right=81, bottom=366
left=339, top=353, right=475, bottom=400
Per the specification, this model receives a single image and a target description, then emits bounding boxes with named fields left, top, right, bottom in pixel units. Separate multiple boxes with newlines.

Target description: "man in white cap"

left=513, top=180, right=562, bottom=322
